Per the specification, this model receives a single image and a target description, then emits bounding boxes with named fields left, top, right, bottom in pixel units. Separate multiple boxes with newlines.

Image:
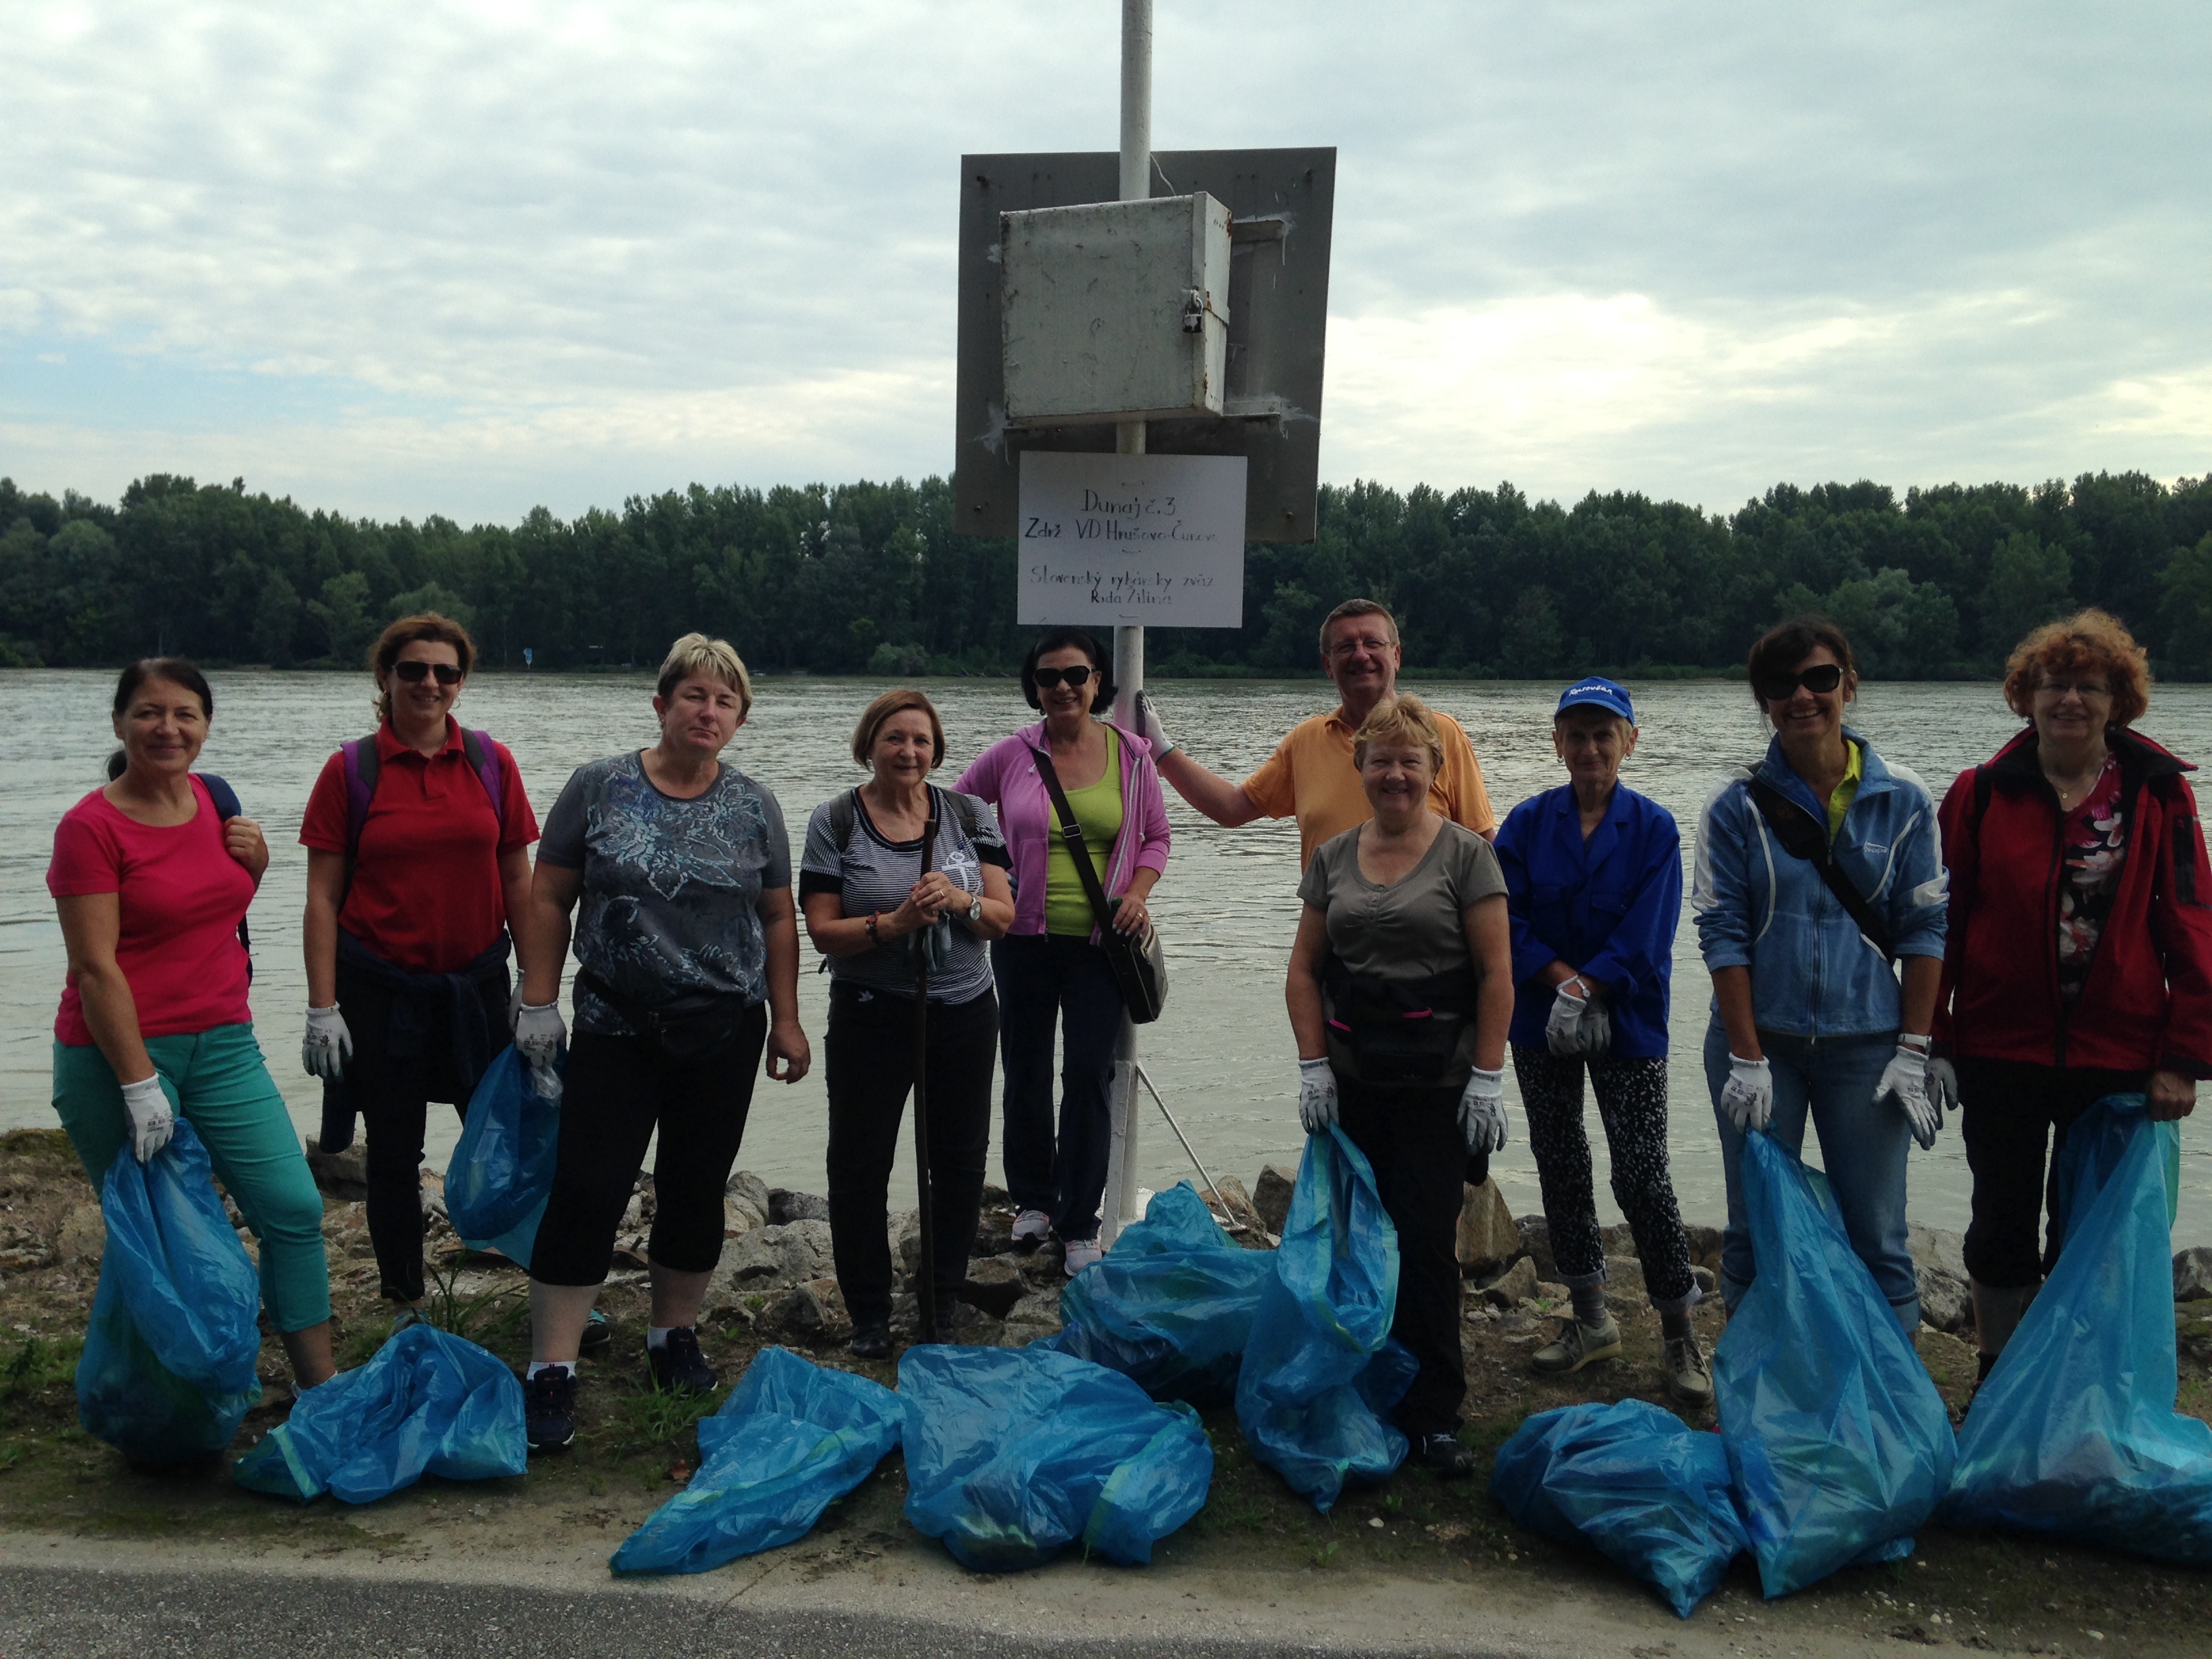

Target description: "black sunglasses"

left=393, top=660, right=464, bottom=686
left=1755, top=663, right=1845, bottom=701
left=1033, top=665, right=1097, bottom=690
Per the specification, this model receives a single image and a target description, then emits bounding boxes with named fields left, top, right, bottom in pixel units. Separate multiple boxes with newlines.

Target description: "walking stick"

left=910, top=796, right=941, bottom=1343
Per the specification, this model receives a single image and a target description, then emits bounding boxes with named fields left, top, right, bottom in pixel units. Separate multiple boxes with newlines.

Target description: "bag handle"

left=1746, top=774, right=1897, bottom=964
left=1027, top=745, right=1121, bottom=941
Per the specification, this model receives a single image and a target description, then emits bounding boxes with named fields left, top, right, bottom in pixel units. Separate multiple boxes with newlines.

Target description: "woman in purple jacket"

left=956, top=628, right=1171, bottom=1274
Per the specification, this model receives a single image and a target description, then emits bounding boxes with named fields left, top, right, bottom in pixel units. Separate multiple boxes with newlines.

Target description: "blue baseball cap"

left=1555, top=676, right=1635, bottom=723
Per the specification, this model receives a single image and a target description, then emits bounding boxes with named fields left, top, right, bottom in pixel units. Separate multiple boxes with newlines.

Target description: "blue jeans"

left=1703, top=1019, right=1919, bottom=1333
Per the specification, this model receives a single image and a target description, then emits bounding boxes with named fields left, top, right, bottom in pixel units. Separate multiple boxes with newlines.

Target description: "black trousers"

left=1955, top=1057, right=2148, bottom=1288
left=337, top=954, right=509, bottom=1304
left=1338, top=1077, right=1467, bottom=1438
left=825, top=982, right=998, bottom=1328
left=529, top=1006, right=767, bottom=1286
left=994, top=933, right=1122, bottom=1242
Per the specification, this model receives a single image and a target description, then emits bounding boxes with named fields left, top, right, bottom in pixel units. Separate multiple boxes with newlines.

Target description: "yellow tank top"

left=1045, top=726, right=1124, bottom=937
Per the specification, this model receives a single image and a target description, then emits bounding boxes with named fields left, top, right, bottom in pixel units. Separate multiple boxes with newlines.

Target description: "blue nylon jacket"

left=1692, top=728, right=1948, bottom=1038
left=1495, top=781, right=1681, bottom=1059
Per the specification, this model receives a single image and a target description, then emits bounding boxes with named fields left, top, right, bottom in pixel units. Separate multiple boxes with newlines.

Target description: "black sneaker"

left=578, top=1308, right=613, bottom=1355
left=647, top=1326, right=718, bottom=1395
left=849, top=1321, right=892, bottom=1361
left=1413, top=1431, right=1475, bottom=1480
left=524, top=1365, right=577, bottom=1452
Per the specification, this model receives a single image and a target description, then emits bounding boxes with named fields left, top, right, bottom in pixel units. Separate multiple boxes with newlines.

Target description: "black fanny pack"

left=1322, top=958, right=1473, bottom=1084
left=577, top=970, right=755, bottom=1062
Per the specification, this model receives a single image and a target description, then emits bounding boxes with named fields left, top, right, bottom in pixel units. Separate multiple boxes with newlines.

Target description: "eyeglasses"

left=393, top=661, right=464, bottom=685
left=2036, top=679, right=2110, bottom=699
left=1755, top=663, right=1845, bottom=701
left=1033, top=665, right=1096, bottom=690
left=1326, top=634, right=1395, bottom=659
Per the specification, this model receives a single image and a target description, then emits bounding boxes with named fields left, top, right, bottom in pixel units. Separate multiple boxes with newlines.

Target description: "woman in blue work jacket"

left=1496, top=676, right=1710, bottom=1406
left=1692, top=617, right=1948, bottom=1335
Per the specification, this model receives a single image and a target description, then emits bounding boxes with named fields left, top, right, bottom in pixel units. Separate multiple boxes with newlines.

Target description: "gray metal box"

left=954, top=147, right=1336, bottom=544
left=1000, top=192, right=1231, bottom=426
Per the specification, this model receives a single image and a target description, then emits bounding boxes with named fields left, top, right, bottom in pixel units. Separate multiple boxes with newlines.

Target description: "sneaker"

left=1011, top=1210, right=1052, bottom=1251
left=578, top=1309, right=613, bottom=1355
left=1413, top=1431, right=1475, bottom=1479
left=1664, top=1334, right=1714, bottom=1406
left=849, top=1321, right=892, bottom=1361
left=1532, top=1314, right=1622, bottom=1375
left=647, top=1327, right=718, bottom=1395
left=524, top=1365, right=577, bottom=1452
left=1063, top=1237, right=1105, bottom=1277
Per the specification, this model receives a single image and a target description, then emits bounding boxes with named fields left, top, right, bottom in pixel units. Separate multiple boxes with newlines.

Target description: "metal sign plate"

left=954, top=146, right=1335, bottom=544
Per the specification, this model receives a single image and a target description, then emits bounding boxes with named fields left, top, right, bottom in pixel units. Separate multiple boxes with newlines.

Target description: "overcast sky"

left=2, top=1, right=2206, bottom=525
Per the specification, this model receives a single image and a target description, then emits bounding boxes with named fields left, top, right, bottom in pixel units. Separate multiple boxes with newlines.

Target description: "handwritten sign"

left=1017, top=452, right=1246, bottom=628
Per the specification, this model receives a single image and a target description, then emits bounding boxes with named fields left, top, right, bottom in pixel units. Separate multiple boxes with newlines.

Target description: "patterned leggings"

left=1511, top=1046, right=1698, bottom=1311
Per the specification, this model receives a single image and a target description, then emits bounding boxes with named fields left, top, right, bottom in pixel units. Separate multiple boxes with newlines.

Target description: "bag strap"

left=194, top=774, right=253, bottom=979
left=343, top=726, right=507, bottom=888
left=1746, top=773, right=1896, bottom=964
left=1027, top=745, right=1119, bottom=939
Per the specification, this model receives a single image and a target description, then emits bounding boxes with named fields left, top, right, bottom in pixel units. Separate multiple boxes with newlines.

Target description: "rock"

left=56, top=1204, right=104, bottom=1266
left=724, top=1170, right=770, bottom=1235
left=705, top=1219, right=836, bottom=1309
left=972, top=1208, right=1014, bottom=1257
left=1202, top=1176, right=1258, bottom=1230
left=894, top=1212, right=922, bottom=1273
left=1456, top=1179, right=1521, bottom=1275
left=1682, top=1224, right=1723, bottom=1272
left=1906, top=1222, right=1968, bottom=1282
left=1481, top=1256, right=1539, bottom=1309
left=1918, top=1265, right=1973, bottom=1335
left=304, top=1136, right=369, bottom=1201
left=1016, top=1244, right=1067, bottom=1288
left=1692, top=1265, right=1717, bottom=1296
left=757, top=1277, right=851, bottom=1345
left=1000, top=1319, right=1060, bottom=1348
left=2175, top=1246, right=2212, bottom=1302
left=1598, top=1222, right=1636, bottom=1258
left=1252, top=1164, right=1297, bottom=1235
left=960, top=1258, right=1027, bottom=1319
left=1514, top=1216, right=1557, bottom=1282
left=1603, top=1255, right=1645, bottom=1296
left=769, top=1188, right=832, bottom=1225
left=1008, top=1287, right=1063, bottom=1330
left=1535, top=1281, right=1570, bottom=1305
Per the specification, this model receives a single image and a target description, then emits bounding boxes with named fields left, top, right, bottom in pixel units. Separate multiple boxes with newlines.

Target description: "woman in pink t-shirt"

left=48, top=659, right=334, bottom=1391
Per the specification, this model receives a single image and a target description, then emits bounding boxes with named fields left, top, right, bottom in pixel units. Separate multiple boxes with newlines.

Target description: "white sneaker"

left=1011, top=1210, right=1052, bottom=1250
left=1063, top=1237, right=1104, bottom=1276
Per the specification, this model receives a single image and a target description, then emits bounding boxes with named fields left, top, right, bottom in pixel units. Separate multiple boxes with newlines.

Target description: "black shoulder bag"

left=1027, top=745, right=1168, bottom=1023
left=1745, top=773, right=1897, bottom=964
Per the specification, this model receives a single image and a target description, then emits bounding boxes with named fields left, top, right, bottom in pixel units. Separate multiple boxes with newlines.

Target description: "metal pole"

left=1101, top=0, right=1152, bottom=1246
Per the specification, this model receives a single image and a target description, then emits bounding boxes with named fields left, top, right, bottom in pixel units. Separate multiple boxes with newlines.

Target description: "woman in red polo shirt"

left=299, top=613, right=538, bottom=1317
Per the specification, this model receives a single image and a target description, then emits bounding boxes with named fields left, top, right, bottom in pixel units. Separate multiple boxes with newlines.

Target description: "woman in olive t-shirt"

left=1286, top=695, right=1516, bottom=1480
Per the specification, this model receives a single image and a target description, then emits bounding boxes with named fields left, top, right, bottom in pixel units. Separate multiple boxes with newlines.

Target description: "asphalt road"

left=0, top=1565, right=1474, bottom=1659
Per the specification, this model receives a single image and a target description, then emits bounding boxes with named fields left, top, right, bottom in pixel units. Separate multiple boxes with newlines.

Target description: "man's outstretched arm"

left=1136, top=692, right=1263, bottom=827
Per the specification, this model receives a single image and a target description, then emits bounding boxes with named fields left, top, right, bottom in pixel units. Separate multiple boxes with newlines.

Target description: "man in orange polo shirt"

left=1138, top=598, right=1497, bottom=863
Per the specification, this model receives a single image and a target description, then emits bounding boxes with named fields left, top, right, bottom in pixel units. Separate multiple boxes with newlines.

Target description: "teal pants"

left=52, top=1025, right=331, bottom=1333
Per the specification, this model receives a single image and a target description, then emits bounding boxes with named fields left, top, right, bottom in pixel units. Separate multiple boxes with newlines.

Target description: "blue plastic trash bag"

left=1234, top=1127, right=1411, bottom=1511
left=1492, top=1399, right=1748, bottom=1617
left=611, top=1347, right=902, bottom=1575
left=1715, top=1132, right=1955, bottom=1597
left=232, top=1324, right=525, bottom=1503
left=445, top=1046, right=560, bottom=1268
left=899, top=1344, right=1213, bottom=1570
left=1042, top=1182, right=1276, bottom=1404
left=1942, top=1096, right=2212, bottom=1562
left=77, top=1118, right=263, bottom=1465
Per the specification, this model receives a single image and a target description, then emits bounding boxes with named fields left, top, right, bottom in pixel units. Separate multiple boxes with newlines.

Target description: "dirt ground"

left=7, top=1124, right=2212, bottom=1655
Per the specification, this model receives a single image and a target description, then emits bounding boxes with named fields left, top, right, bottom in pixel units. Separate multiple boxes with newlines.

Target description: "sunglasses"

left=1033, top=665, right=1097, bottom=690
left=392, top=660, right=464, bottom=686
left=1755, top=663, right=1845, bottom=701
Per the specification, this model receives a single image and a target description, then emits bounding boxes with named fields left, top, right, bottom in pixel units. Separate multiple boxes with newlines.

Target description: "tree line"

left=4, top=468, right=2211, bottom=680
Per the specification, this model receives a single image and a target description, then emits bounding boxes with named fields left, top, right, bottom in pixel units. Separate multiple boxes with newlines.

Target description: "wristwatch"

left=966, top=892, right=984, bottom=923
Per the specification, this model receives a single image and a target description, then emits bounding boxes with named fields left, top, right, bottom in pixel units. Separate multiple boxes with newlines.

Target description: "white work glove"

left=1132, top=689, right=1177, bottom=760
left=1545, top=983, right=1591, bottom=1055
left=302, top=1004, right=352, bottom=1081
left=1879, top=1040, right=1942, bottom=1151
left=1296, top=1057, right=1338, bottom=1135
left=1578, top=996, right=1612, bottom=1055
left=514, top=1000, right=567, bottom=1070
left=1926, top=1054, right=1959, bottom=1119
left=1458, top=1066, right=1509, bottom=1155
left=119, top=1074, right=175, bottom=1164
left=1721, top=1054, right=1773, bottom=1135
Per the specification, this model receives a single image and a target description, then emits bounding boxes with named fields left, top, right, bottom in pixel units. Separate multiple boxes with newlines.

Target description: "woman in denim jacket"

left=1692, top=617, right=1948, bottom=1330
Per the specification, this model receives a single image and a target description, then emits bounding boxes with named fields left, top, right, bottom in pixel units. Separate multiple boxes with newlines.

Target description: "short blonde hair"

left=655, top=632, right=752, bottom=718
left=2002, top=608, right=2150, bottom=729
left=1351, top=693, right=1445, bottom=773
left=852, top=688, right=945, bottom=769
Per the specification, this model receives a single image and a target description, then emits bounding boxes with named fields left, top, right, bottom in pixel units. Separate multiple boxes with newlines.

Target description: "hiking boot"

left=1664, top=1334, right=1714, bottom=1406
left=849, top=1321, right=892, bottom=1361
left=1063, top=1237, right=1105, bottom=1277
left=578, top=1308, right=613, bottom=1355
left=647, top=1327, right=718, bottom=1395
left=1413, top=1431, right=1475, bottom=1479
left=1011, top=1210, right=1052, bottom=1251
left=524, top=1365, right=577, bottom=1452
left=1532, top=1313, right=1622, bottom=1375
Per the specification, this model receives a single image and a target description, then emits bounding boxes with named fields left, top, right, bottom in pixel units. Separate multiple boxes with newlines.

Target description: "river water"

left=5, top=669, right=2210, bottom=1246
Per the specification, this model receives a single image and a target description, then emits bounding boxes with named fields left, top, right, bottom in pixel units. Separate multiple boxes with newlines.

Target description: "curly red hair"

left=2001, top=608, right=2150, bottom=727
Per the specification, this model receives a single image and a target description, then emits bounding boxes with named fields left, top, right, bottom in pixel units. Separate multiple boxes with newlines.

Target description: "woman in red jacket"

left=1932, top=608, right=2211, bottom=1381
